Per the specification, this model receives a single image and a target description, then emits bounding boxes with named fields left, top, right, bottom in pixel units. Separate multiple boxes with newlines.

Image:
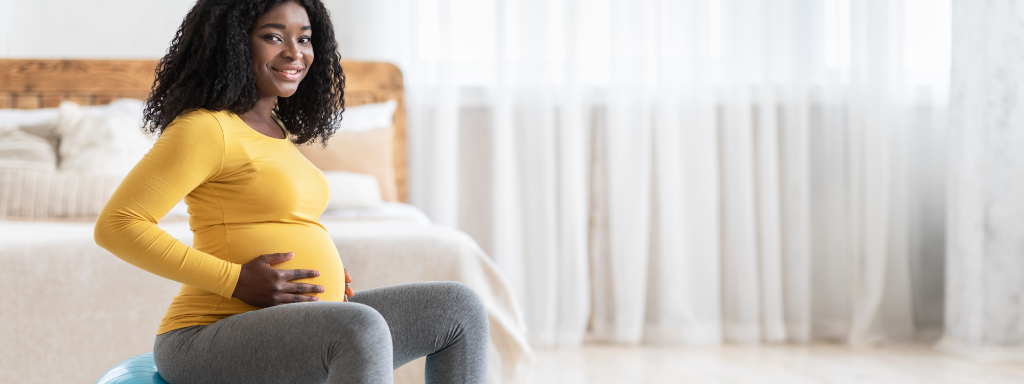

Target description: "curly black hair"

left=143, top=0, right=345, bottom=145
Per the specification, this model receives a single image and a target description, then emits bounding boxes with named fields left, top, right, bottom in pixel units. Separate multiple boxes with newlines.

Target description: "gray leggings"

left=153, top=281, right=488, bottom=384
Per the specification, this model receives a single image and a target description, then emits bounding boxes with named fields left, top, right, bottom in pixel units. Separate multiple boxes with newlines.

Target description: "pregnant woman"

left=93, top=0, right=488, bottom=383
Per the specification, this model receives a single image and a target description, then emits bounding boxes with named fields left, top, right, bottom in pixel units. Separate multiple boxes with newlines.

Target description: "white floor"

left=532, top=343, right=1024, bottom=384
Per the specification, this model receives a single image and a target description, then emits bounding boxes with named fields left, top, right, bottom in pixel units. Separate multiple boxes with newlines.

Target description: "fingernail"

left=288, top=252, right=294, bottom=256
left=315, top=271, right=320, bottom=277
left=313, top=297, right=320, bottom=301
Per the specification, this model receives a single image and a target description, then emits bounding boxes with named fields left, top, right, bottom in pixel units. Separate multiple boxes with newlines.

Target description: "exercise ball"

left=94, top=352, right=169, bottom=384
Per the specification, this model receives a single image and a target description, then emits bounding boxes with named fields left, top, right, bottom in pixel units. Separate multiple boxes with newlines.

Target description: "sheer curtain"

left=329, top=0, right=950, bottom=347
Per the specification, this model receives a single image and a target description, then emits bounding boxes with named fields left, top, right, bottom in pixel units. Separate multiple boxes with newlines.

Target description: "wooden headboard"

left=0, top=59, right=408, bottom=203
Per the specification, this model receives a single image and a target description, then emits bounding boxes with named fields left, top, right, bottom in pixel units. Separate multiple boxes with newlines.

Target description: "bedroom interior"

left=2, top=0, right=1024, bottom=383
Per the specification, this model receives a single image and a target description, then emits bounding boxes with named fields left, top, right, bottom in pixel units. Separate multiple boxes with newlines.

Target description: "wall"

left=0, top=0, right=193, bottom=58
left=0, top=0, right=381, bottom=60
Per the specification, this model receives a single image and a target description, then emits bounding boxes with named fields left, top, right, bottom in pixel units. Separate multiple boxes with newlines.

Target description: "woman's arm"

left=94, top=111, right=240, bottom=298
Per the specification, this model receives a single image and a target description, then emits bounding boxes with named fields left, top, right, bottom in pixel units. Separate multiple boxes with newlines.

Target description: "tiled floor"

left=532, top=343, right=1024, bottom=384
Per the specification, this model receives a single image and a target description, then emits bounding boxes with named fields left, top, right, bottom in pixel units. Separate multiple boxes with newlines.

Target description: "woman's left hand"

left=344, top=268, right=354, bottom=301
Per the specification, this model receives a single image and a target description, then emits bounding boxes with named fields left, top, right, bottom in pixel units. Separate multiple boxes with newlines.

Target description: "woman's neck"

left=244, top=96, right=277, bottom=120
left=238, top=96, right=285, bottom=139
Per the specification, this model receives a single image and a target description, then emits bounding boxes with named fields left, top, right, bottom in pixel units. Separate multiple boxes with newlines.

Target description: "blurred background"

left=5, top=0, right=1024, bottom=382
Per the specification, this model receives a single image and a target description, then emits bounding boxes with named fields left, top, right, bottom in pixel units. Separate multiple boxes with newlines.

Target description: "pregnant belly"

left=193, top=222, right=346, bottom=302
left=160, top=222, right=345, bottom=332
left=158, top=224, right=344, bottom=331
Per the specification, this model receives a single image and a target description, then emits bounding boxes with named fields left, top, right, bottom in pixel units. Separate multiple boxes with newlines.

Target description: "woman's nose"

left=282, top=41, right=301, bottom=60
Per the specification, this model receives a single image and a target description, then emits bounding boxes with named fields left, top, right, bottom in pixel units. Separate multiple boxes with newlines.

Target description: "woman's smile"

left=272, top=65, right=305, bottom=81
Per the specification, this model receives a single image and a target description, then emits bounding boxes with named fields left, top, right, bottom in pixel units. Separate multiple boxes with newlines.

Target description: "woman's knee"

left=446, top=281, right=484, bottom=306
left=436, top=282, right=488, bottom=330
left=316, top=303, right=392, bottom=350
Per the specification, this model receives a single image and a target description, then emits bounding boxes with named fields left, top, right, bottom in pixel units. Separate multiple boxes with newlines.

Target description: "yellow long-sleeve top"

left=94, top=109, right=345, bottom=335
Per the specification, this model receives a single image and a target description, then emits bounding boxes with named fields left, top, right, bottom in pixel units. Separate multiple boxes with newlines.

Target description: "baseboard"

left=937, top=336, right=1024, bottom=363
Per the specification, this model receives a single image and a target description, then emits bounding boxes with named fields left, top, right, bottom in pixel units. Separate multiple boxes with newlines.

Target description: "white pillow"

left=0, top=100, right=143, bottom=130
left=338, top=100, right=397, bottom=132
left=0, top=108, right=58, bottom=130
left=55, top=100, right=155, bottom=175
left=0, top=127, right=57, bottom=172
left=323, top=170, right=384, bottom=210
left=319, top=202, right=433, bottom=225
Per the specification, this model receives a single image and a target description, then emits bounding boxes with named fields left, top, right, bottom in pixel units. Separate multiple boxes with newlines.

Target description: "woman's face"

left=249, top=1, right=315, bottom=98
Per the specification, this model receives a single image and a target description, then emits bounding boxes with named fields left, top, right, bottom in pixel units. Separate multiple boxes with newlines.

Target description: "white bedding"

left=0, top=218, right=533, bottom=384
left=166, top=201, right=433, bottom=225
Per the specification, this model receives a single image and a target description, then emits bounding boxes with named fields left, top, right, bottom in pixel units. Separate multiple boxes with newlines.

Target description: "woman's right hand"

left=232, top=252, right=324, bottom=308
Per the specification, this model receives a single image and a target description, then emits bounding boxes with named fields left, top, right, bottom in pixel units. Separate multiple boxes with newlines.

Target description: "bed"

left=0, top=59, right=533, bottom=384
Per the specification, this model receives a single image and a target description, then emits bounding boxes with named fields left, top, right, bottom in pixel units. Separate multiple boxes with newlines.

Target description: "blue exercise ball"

left=94, top=352, right=169, bottom=384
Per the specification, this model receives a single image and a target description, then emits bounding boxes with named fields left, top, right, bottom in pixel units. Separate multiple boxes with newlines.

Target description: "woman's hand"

left=232, top=252, right=324, bottom=308
left=344, top=268, right=354, bottom=302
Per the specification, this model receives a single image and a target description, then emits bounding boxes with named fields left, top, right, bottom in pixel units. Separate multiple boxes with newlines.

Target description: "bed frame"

left=0, top=59, right=408, bottom=202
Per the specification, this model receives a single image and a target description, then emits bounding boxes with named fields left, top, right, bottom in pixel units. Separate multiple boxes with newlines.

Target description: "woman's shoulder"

left=166, top=109, right=245, bottom=135
left=172, top=108, right=235, bottom=127
left=162, top=109, right=233, bottom=143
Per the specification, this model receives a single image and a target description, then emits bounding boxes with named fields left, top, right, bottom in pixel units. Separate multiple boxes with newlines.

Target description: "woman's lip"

left=272, top=67, right=303, bottom=81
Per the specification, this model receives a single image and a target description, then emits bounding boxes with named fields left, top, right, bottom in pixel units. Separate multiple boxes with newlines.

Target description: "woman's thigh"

left=154, top=301, right=393, bottom=384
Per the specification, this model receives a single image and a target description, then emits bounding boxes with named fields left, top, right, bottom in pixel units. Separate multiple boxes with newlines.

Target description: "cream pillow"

left=0, top=169, right=122, bottom=220
left=300, top=128, right=396, bottom=201
left=0, top=107, right=60, bottom=150
left=297, top=100, right=399, bottom=201
left=0, top=127, right=58, bottom=172
left=55, top=100, right=155, bottom=175
left=323, top=170, right=384, bottom=210
left=18, top=123, right=60, bottom=150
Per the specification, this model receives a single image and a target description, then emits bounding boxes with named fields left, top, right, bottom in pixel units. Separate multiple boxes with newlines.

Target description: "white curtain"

left=329, top=0, right=949, bottom=347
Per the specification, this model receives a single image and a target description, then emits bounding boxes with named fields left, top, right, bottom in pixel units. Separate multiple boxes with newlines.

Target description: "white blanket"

left=0, top=219, right=534, bottom=384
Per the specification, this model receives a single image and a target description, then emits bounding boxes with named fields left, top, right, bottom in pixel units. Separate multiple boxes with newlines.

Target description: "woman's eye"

left=299, top=36, right=311, bottom=44
left=263, top=34, right=282, bottom=42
